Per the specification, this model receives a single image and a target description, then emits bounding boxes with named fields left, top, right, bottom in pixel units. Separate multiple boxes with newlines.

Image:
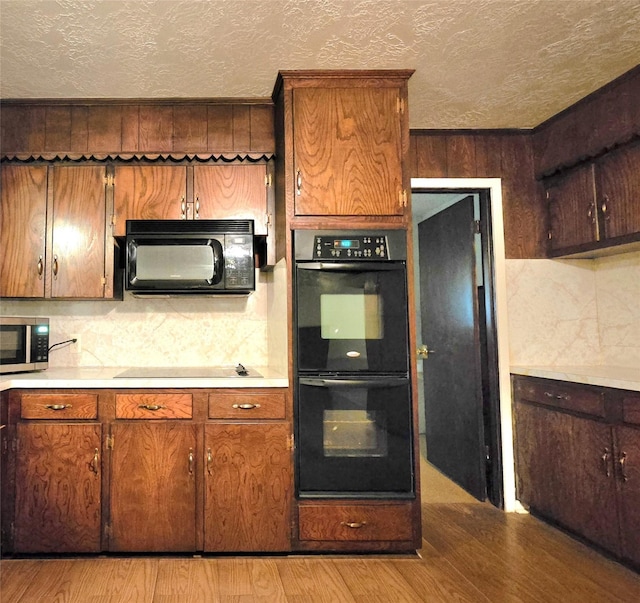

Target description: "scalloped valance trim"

left=1, top=151, right=274, bottom=163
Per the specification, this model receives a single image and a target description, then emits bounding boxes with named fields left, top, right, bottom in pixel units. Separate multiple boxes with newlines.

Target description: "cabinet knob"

left=618, top=452, right=628, bottom=482
left=89, top=448, right=99, bottom=475
left=600, top=448, right=611, bottom=478
left=296, top=170, right=302, bottom=196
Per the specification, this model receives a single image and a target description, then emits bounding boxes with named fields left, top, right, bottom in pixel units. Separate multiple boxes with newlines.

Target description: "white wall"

left=506, top=251, right=640, bottom=369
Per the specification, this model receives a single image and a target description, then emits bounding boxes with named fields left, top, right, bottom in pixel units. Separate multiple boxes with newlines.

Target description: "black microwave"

left=125, top=220, right=255, bottom=295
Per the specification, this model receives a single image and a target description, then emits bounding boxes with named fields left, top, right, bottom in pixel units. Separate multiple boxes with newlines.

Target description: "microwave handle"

left=299, top=377, right=408, bottom=388
left=296, top=262, right=403, bottom=272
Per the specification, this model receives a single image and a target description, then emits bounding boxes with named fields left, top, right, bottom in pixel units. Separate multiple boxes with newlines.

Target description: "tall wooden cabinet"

left=0, top=164, right=115, bottom=299
left=273, top=70, right=413, bottom=224
left=513, top=375, right=640, bottom=567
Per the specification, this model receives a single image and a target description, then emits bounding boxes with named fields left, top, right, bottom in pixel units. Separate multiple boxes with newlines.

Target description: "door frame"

left=411, top=178, right=517, bottom=512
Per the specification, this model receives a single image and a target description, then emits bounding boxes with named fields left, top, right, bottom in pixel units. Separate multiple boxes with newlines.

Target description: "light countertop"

left=0, top=366, right=288, bottom=392
left=510, top=365, right=640, bottom=392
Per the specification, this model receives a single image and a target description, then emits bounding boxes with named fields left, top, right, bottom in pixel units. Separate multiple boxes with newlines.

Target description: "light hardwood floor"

left=2, top=460, right=639, bottom=602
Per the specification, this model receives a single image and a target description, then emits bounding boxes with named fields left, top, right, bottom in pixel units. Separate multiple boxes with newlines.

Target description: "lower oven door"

left=296, top=376, right=414, bottom=498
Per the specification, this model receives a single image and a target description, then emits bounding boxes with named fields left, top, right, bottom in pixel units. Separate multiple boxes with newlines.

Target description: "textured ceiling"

left=1, top=0, right=639, bottom=128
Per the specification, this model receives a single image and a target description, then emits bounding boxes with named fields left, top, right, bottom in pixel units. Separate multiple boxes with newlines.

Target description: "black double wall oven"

left=294, top=230, right=414, bottom=499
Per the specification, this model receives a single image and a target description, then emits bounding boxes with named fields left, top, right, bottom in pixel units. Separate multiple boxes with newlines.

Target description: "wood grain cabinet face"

left=546, top=141, right=640, bottom=256
left=298, top=502, right=413, bottom=542
left=14, top=422, right=102, bottom=553
left=194, top=164, right=269, bottom=234
left=113, top=165, right=187, bottom=236
left=292, top=86, right=405, bottom=217
left=109, top=422, right=198, bottom=552
left=1, top=164, right=111, bottom=299
left=113, top=163, right=271, bottom=237
left=513, top=376, right=640, bottom=566
left=204, top=422, right=291, bottom=551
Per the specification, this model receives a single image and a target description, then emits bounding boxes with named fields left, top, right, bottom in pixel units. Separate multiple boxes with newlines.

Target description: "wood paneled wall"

left=0, top=100, right=275, bottom=157
left=533, top=65, right=640, bottom=178
left=409, top=130, right=545, bottom=259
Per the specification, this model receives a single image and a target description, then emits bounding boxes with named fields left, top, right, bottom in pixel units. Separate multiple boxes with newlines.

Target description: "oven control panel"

left=313, top=235, right=389, bottom=259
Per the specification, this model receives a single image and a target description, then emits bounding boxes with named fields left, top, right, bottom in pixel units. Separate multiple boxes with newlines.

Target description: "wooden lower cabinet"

left=108, top=422, right=198, bottom=552
left=14, top=422, right=102, bottom=553
left=204, top=422, right=291, bottom=551
left=513, top=376, right=640, bottom=567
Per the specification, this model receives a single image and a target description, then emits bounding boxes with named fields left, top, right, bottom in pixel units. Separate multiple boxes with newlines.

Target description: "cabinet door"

left=615, top=425, right=640, bottom=565
left=546, top=163, right=598, bottom=253
left=194, top=164, right=268, bottom=235
left=0, top=164, right=47, bottom=297
left=514, top=402, right=576, bottom=526
left=113, top=165, right=187, bottom=236
left=293, top=87, right=404, bottom=216
left=570, top=415, right=620, bottom=554
left=109, top=422, right=197, bottom=552
left=595, top=141, right=640, bottom=239
left=50, top=166, right=107, bottom=298
left=204, top=422, right=291, bottom=551
left=14, top=423, right=102, bottom=553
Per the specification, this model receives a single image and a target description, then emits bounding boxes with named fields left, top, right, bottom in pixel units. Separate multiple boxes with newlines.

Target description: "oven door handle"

left=297, top=262, right=403, bottom=272
left=299, top=377, right=408, bottom=388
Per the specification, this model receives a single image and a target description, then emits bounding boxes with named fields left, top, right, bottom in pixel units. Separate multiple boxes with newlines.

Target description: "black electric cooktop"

left=114, top=365, right=261, bottom=379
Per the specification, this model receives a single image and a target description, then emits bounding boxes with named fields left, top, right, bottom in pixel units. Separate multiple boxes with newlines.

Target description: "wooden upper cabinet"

left=293, top=86, right=405, bottom=216
left=194, top=164, right=268, bottom=235
left=113, top=165, right=187, bottom=236
left=546, top=140, right=640, bottom=256
left=0, top=164, right=111, bottom=299
left=0, top=164, right=48, bottom=297
left=595, top=141, right=640, bottom=240
left=546, top=163, right=598, bottom=253
left=50, top=166, right=108, bottom=298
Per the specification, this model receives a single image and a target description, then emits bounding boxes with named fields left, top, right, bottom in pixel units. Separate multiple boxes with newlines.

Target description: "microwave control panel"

left=31, top=324, right=50, bottom=362
left=224, top=234, right=255, bottom=289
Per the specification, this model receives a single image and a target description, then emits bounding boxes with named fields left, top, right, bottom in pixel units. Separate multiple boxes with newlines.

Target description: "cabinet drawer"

left=208, top=390, right=286, bottom=419
left=622, top=393, right=640, bottom=426
left=514, top=377, right=605, bottom=417
left=21, top=393, right=98, bottom=419
left=298, top=503, right=413, bottom=542
left=115, top=393, right=192, bottom=419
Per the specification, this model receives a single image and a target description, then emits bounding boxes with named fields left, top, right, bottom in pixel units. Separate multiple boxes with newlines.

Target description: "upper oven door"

left=295, top=262, right=409, bottom=374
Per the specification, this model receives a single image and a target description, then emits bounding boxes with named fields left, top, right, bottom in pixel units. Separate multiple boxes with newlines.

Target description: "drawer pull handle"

left=543, top=392, right=570, bottom=401
left=188, top=448, right=194, bottom=475
left=601, top=448, right=611, bottom=477
left=89, top=448, right=99, bottom=475
left=138, top=404, right=165, bottom=411
left=296, top=170, right=302, bottom=195
left=45, top=404, right=71, bottom=411
left=342, top=521, right=366, bottom=529
left=207, top=448, right=213, bottom=476
left=232, top=403, right=261, bottom=410
left=618, top=452, right=628, bottom=482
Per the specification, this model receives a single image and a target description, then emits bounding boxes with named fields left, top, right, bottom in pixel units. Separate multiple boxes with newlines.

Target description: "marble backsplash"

left=0, top=270, right=274, bottom=369
left=506, top=251, right=640, bottom=368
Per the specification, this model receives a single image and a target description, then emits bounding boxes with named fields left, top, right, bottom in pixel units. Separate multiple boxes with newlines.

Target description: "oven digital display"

left=333, top=239, right=360, bottom=249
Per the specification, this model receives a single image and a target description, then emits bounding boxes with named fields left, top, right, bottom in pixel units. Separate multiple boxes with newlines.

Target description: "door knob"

left=417, top=345, right=435, bottom=359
